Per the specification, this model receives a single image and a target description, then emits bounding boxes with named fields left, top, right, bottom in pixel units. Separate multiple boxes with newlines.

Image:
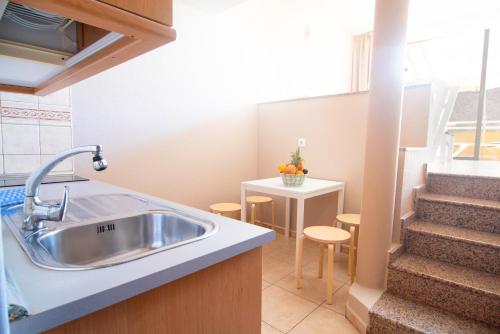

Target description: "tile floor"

left=261, top=234, right=358, bottom=333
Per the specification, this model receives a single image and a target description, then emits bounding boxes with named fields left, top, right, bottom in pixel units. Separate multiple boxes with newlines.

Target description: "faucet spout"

left=23, top=145, right=108, bottom=230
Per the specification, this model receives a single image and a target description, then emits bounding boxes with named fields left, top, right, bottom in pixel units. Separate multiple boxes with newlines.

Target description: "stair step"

left=427, top=172, right=500, bottom=201
left=416, top=193, right=500, bottom=233
left=369, top=292, right=498, bottom=334
left=406, top=221, right=500, bottom=274
left=388, top=254, right=500, bottom=327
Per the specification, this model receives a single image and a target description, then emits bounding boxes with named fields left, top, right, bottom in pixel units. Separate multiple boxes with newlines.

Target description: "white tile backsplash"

left=0, top=92, right=37, bottom=103
left=4, top=155, right=41, bottom=174
left=0, top=88, right=73, bottom=175
left=2, top=124, right=40, bottom=154
left=40, top=126, right=72, bottom=154
left=38, top=89, right=71, bottom=110
left=0, top=92, right=38, bottom=110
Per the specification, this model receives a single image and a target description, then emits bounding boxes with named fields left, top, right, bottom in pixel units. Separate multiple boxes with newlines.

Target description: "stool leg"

left=318, top=244, right=324, bottom=278
left=271, top=201, right=276, bottom=231
left=348, top=226, right=355, bottom=284
left=327, top=244, right=334, bottom=304
left=296, top=235, right=305, bottom=289
left=250, top=204, right=256, bottom=225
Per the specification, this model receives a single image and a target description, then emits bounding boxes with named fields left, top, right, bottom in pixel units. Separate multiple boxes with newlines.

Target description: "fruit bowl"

left=278, top=147, right=308, bottom=187
left=281, top=173, right=306, bottom=187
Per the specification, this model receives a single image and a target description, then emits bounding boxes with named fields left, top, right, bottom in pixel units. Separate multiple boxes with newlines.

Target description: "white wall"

left=255, top=85, right=432, bottom=232
left=400, top=84, right=432, bottom=148
left=71, top=0, right=366, bottom=209
left=224, top=0, right=355, bottom=102
left=72, top=3, right=259, bottom=209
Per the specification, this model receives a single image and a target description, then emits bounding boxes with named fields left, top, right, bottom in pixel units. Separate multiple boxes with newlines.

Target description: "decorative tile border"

left=38, top=110, right=71, bottom=123
left=1, top=107, right=39, bottom=121
left=1, top=107, right=72, bottom=123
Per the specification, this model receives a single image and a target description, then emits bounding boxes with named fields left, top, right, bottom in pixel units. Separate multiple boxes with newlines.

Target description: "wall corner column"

left=346, top=0, right=410, bottom=332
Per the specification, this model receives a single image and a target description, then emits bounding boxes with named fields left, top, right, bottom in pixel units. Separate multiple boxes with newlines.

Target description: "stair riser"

left=405, top=231, right=500, bottom=275
left=417, top=200, right=500, bottom=233
left=427, top=174, right=500, bottom=201
left=368, top=314, right=422, bottom=334
left=388, top=269, right=500, bottom=327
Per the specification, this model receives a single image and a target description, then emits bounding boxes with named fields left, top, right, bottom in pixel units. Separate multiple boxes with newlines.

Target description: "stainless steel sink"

left=3, top=194, right=218, bottom=270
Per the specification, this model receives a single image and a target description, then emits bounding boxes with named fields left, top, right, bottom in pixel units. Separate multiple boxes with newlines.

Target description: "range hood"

left=0, top=1, right=123, bottom=88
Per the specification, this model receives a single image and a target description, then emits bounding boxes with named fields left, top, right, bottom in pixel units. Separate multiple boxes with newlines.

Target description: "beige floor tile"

left=263, top=257, right=295, bottom=283
left=265, top=250, right=316, bottom=267
left=288, top=307, right=359, bottom=334
left=262, top=286, right=318, bottom=333
left=262, top=321, right=283, bottom=334
left=263, top=279, right=272, bottom=290
left=321, top=284, right=350, bottom=315
left=275, top=262, right=345, bottom=305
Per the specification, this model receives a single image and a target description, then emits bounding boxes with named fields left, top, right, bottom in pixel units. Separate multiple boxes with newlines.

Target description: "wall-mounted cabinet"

left=0, top=0, right=176, bottom=95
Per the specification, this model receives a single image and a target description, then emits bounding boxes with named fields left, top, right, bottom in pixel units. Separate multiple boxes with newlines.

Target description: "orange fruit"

left=296, top=170, right=304, bottom=175
left=297, top=161, right=304, bottom=171
left=285, top=164, right=297, bottom=174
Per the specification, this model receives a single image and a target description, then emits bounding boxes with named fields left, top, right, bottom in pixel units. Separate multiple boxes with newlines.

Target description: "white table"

left=240, top=177, right=345, bottom=277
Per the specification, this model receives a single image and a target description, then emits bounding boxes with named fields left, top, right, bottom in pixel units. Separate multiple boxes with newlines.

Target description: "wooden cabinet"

left=44, top=248, right=262, bottom=334
left=0, top=0, right=176, bottom=96
left=98, top=0, right=173, bottom=26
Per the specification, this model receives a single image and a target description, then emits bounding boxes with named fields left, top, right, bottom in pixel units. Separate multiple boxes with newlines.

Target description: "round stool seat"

left=336, top=213, right=360, bottom=226
left=246, top=196, right=273, bottom=204
left=303, top=226, right=351, bottom=244
left=209, top=202, right=241, bottom=213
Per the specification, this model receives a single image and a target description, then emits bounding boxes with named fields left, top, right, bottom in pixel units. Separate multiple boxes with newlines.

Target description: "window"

left=404, top=29, right=500, bottom=161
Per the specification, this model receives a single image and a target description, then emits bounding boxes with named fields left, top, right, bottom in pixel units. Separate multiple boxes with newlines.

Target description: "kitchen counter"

left=3, top=180, right=275, bottom=334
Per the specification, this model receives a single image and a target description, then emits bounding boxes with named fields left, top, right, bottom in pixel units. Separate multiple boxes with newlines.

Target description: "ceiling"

left=177, top=0, right=248, bottom=14
left=175, top=0, right=500, bottom=40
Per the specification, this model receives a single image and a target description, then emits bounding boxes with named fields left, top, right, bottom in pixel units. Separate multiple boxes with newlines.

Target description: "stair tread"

left=418, top=193, right=500, bottom=210
left=428, top=171, right=500, bottom=181
left=408, top=221, right=500, bottom=247
left=370, top=292, right=498, bottom=334
left=391, top=254, right=500, bottom=296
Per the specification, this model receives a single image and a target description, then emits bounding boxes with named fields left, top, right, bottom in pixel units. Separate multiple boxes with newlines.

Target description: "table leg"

left=294, top=198, right=305, bottom=278
left=240, top=186, right=247, bottom=222
left=335, top=188, right=345, bottom=253
left=337, top=187, right=345, bottom=215
left=285, top=197, right=291, bottom=237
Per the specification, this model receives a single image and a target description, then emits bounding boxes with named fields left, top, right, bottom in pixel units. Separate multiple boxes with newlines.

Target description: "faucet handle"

left=48, top=186, right=69, bottom=222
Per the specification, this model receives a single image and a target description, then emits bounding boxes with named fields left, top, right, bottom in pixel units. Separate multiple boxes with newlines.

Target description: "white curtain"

left=351, top=31, right=373, bottom=92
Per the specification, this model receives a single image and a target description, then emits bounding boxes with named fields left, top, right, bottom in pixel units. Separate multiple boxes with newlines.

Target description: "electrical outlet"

left=298, top=138, right=306, bottom=147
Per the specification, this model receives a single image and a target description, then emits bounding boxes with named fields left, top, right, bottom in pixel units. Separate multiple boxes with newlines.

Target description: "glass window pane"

left=482, top=28, right=500, bottom=160
left=404, top=31, right=484, bottom=159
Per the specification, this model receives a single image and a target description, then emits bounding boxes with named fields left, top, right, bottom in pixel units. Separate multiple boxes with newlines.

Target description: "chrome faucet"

left=23, top=145, right=108, bottom=230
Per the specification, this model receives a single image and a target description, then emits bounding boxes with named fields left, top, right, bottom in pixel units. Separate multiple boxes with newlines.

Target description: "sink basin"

left=3, top=194, right=218, bottom=270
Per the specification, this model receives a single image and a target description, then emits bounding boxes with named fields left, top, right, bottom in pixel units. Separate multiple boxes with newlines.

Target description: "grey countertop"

left=3, top=180, right=275, bottom=334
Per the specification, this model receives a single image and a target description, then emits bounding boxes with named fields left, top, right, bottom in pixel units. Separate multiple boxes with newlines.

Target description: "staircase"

left=368, top=172, right=500, bottom=333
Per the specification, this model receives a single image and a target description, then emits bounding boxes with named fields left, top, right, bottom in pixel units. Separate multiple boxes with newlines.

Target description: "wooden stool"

left=296, top=226, right=352, bottom=304
left=336, top=214, right=360, bottom=284
left=246, top=196, right=275, bottom=229
left=209, top=203, right=241, bottom=219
